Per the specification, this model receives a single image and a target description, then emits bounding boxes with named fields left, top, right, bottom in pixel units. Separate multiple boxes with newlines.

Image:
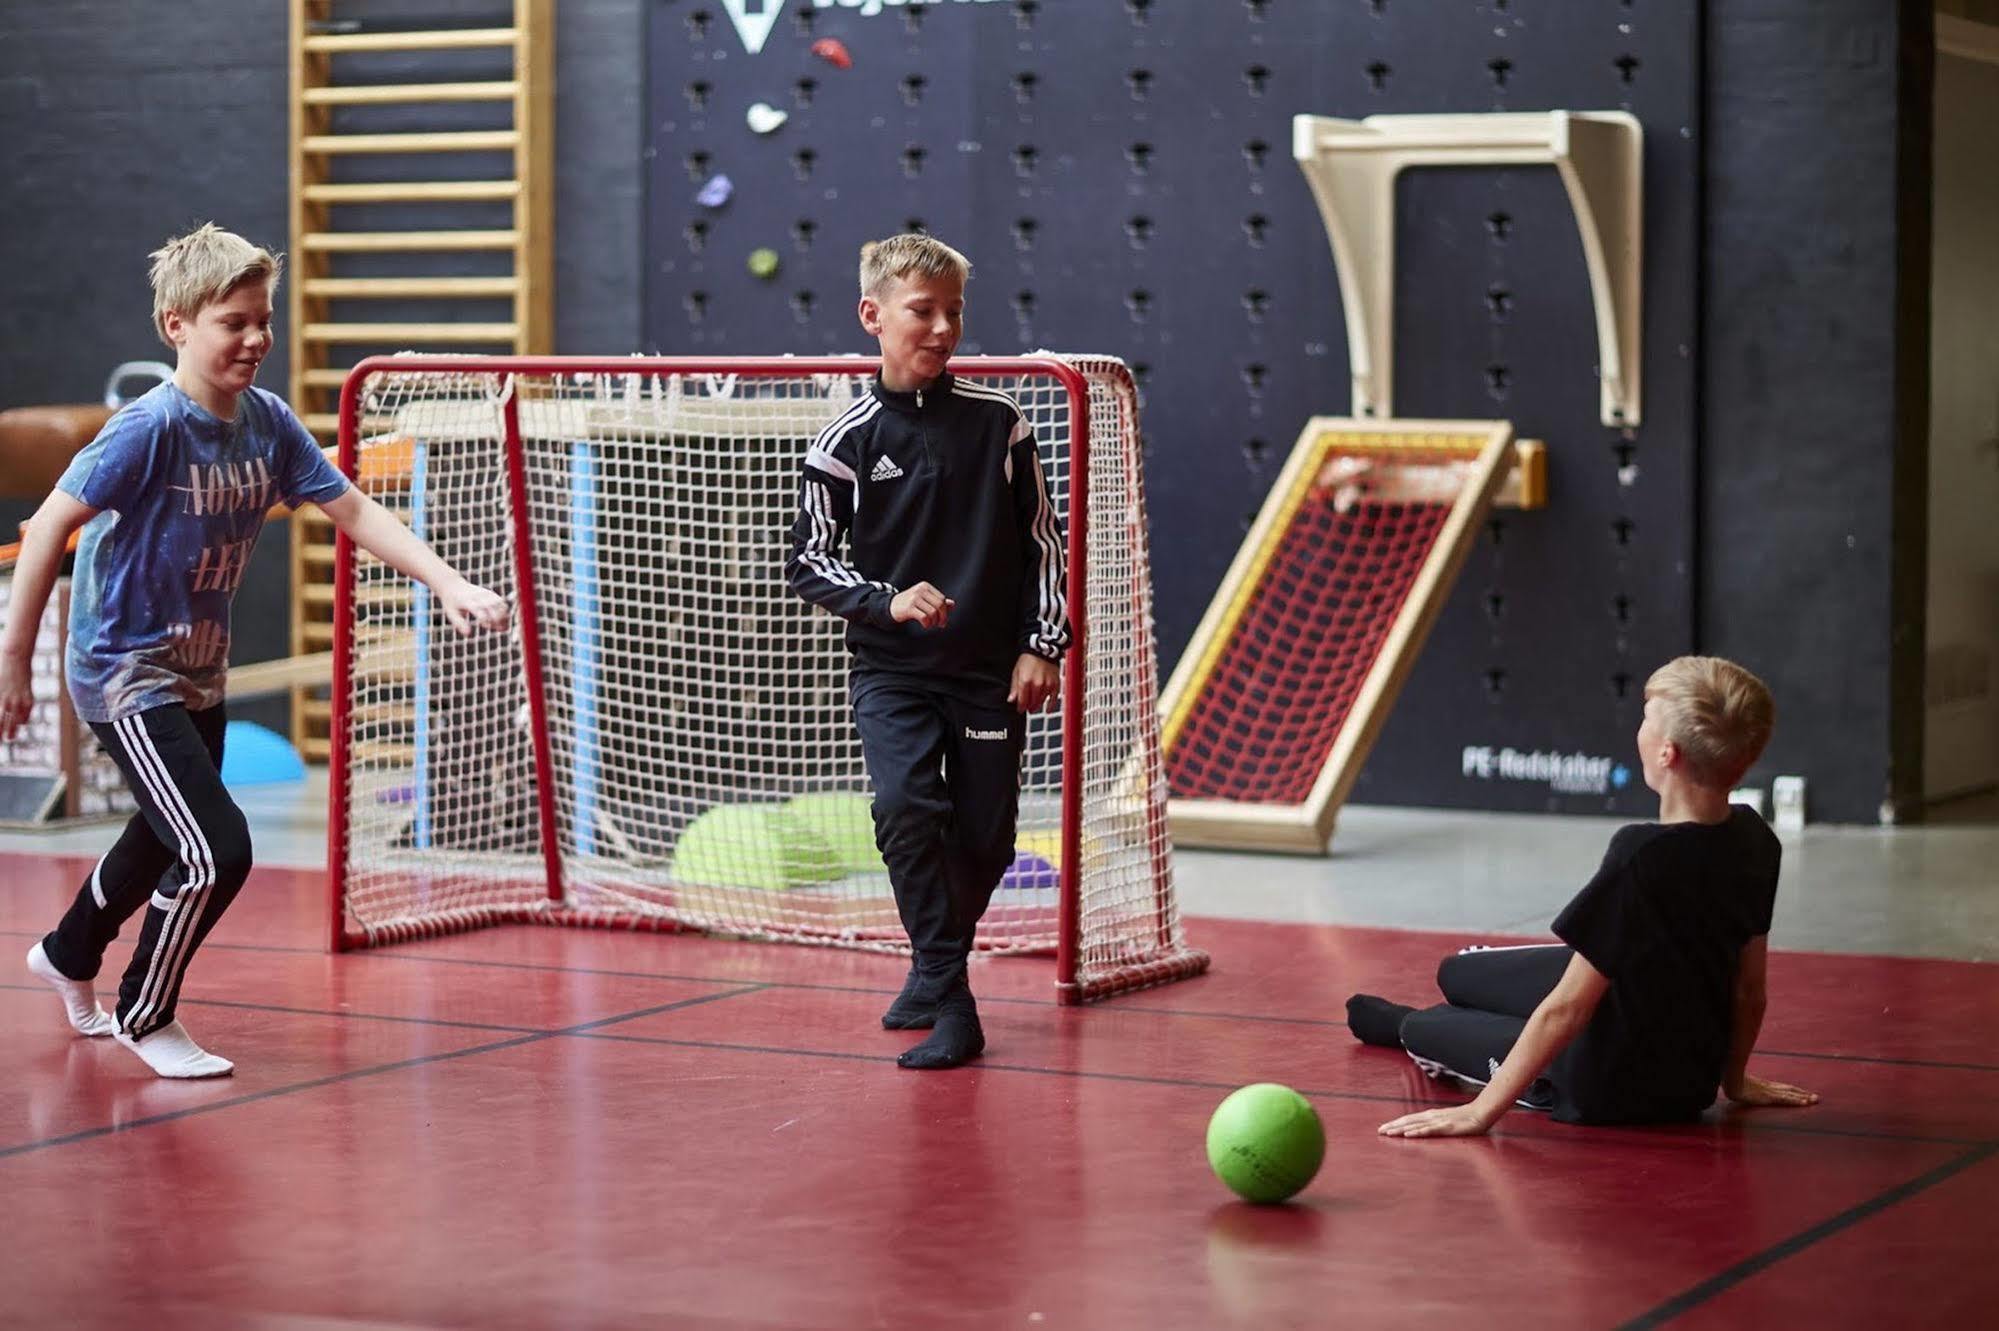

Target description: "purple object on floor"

left=1000, top=851, right=1057, bottom=891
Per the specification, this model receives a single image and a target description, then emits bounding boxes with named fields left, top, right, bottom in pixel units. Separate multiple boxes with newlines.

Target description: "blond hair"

left=858, top=233, right=970, bottom=299
left=148, top=223, right=283, bottom=348
left=1644, top=656, right=1774, bottom=787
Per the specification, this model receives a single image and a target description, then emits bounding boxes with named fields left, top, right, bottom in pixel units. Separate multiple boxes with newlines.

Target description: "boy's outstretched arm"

left=319, top=488, right=507, bottom=636
left=1721, top=936, right=1819, bottom=1107
left=0, top=491, right=99, bottom=740
left=1379, top=952, right=1609, bottom=1139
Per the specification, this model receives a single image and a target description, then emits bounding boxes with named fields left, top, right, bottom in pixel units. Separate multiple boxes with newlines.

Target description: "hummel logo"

left=870, top=455, right=905, bottom=481
left=964, top=726, right=1009, bottom=741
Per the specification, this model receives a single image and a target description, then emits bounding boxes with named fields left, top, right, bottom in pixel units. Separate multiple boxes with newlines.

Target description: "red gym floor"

left=4, top=851, right=1996, bottom=1330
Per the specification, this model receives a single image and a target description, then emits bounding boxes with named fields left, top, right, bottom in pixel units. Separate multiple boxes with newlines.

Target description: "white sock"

left=115, top=1020, right=234, bottom=1079
left=25, top=942, right=115, bottom=1037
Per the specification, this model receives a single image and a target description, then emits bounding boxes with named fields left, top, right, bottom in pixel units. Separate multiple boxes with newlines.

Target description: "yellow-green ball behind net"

left=671, top=803, right=845, bottom=892
left=784, top=790, right=884, bottom=876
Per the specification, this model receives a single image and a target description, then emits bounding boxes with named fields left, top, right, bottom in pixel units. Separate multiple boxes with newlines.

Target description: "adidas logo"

left=870, top=455, right=905, bottom=481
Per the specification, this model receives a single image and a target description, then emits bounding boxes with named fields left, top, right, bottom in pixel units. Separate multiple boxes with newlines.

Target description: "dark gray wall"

left=0, top=0, right=643, bottom=735
left=1700, top=0, right=1929, bottom=822
left=646, top=0, right=1704, bottom=820
left=0, top=1, right=1931, bottom=823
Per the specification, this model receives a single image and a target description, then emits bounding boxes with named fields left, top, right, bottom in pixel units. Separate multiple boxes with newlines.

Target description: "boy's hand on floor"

left=1008, top=652, right=1059, bottom=713
left=891, top=582, right=952, bottom=629
left=1725, top=1072, right=1819, bottom=1107
left=439, top=581, right=510, bottom=636
left=1378, top=1104, right=1497, bottom=1139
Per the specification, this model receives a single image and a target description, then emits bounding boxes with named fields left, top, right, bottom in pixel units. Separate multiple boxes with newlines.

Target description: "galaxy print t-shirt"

left=54, top=382, right=350, bottom=722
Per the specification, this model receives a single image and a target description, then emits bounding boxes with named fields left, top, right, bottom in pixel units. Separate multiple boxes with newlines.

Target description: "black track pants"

left=1399, top=945, right=1573, bottom=1109
left=851, top=672, right=1025, bottom=976
left=39, top=704, right=252, bottom=1039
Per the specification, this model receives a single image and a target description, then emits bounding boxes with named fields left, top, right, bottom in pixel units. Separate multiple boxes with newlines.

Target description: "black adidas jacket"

left=784, top=372, right=1069, bottom=689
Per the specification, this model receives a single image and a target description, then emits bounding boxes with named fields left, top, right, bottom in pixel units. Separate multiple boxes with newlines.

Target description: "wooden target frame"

left=1160, top=419, right=1544, bottom=853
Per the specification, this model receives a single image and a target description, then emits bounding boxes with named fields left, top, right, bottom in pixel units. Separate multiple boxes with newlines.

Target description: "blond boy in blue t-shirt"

left=0, top=223, right=508, bottom=1078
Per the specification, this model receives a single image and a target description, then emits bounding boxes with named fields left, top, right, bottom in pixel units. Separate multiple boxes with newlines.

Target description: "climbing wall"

left=644, top=0, right=1699, bottom=817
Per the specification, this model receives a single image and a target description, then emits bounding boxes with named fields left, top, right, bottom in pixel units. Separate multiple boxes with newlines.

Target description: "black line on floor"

left=564, top=985, right=769, bottom=1032
left=570, top=1030, right=1991, bottom=1149
left=7, top=926, right=1998, bottom=1074
left=0, top=982, right=546, bottom=1035
left=0, top=1032, right=546, bottom=1163
left=0, top=985, right=767, bottom=1162
left=1758, top=1047, right=1999, bottom=1075
left=5, top=976, right=1988, bottom=1153
left=580, top=1027, right=1432, bottom=1105
left=13, top=979, right=1989, bottom=1147
left=1615, top=1142, right=1999, bottom=1330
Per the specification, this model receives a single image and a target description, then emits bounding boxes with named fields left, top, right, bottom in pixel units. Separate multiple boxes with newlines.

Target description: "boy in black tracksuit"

left=784, top=234, right=1069, bottom=1070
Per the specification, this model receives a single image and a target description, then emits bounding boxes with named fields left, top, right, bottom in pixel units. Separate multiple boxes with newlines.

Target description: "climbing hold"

left=696, top=174, right=734, bottom=208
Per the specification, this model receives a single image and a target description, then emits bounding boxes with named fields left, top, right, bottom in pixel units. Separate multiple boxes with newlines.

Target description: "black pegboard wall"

left=645, top=0, right=1699, bottom=818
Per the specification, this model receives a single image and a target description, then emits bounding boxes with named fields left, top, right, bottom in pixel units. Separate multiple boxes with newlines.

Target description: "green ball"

left=747, top=247, right=782, bottom=279
left=672, top=803, right=843, bottom=891
left=784, top=790, right=883, bottom=875
left=1206, top=1084, right=1324, bottom=1204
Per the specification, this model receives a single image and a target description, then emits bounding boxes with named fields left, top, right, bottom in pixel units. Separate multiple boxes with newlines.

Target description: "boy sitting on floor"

left=1349, top=656, right=1820, bottom=1136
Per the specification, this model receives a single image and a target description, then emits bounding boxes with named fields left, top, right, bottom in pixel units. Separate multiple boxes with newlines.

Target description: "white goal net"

left=329, top=355, right=1207, bottom=1002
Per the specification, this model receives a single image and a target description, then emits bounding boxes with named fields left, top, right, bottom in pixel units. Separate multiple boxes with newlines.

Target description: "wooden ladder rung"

left=304, top=181, right=521, bottom=205
left=302, top=368, right=356, bottom=389
left=302, top=413, right=400, bottom=435
left=302, top=322, right=521, bottom=344
left=303, top=27, right=519, bottom=54
left=304, top=276, right=520, bottom=299
left=303, top=81, right=519, bottom=105
left=301, top=584, right=410, bottom=607
left=301, top=230, right=520, bottom=252
left=303, top=130, right=521, bottom=155
left=349, top=735, right=419, bottom=755
left=349, top=702, right=420, bottom=727
left=296, top=547, right=400, bottom=572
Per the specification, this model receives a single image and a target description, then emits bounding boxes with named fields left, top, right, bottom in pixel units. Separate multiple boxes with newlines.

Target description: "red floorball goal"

left=327, top=355, right=1208, bottom=1002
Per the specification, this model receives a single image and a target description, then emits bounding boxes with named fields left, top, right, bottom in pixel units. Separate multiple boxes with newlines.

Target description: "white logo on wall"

left=1462, top=746, right=1632, bottom=796
left=722, top=0, right=1010, bottom=55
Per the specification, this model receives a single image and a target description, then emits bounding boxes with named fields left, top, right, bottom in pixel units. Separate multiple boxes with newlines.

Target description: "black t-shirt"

left=1548, top=807, right=1781, bottom=1125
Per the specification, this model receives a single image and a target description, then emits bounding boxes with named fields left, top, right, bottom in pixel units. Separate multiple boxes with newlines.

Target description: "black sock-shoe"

left=881, top=965, right=940, bottom=1030
left=897, top=978, right=984, bottom=1070
left=1346, top=993, right=1415, bottom=1048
